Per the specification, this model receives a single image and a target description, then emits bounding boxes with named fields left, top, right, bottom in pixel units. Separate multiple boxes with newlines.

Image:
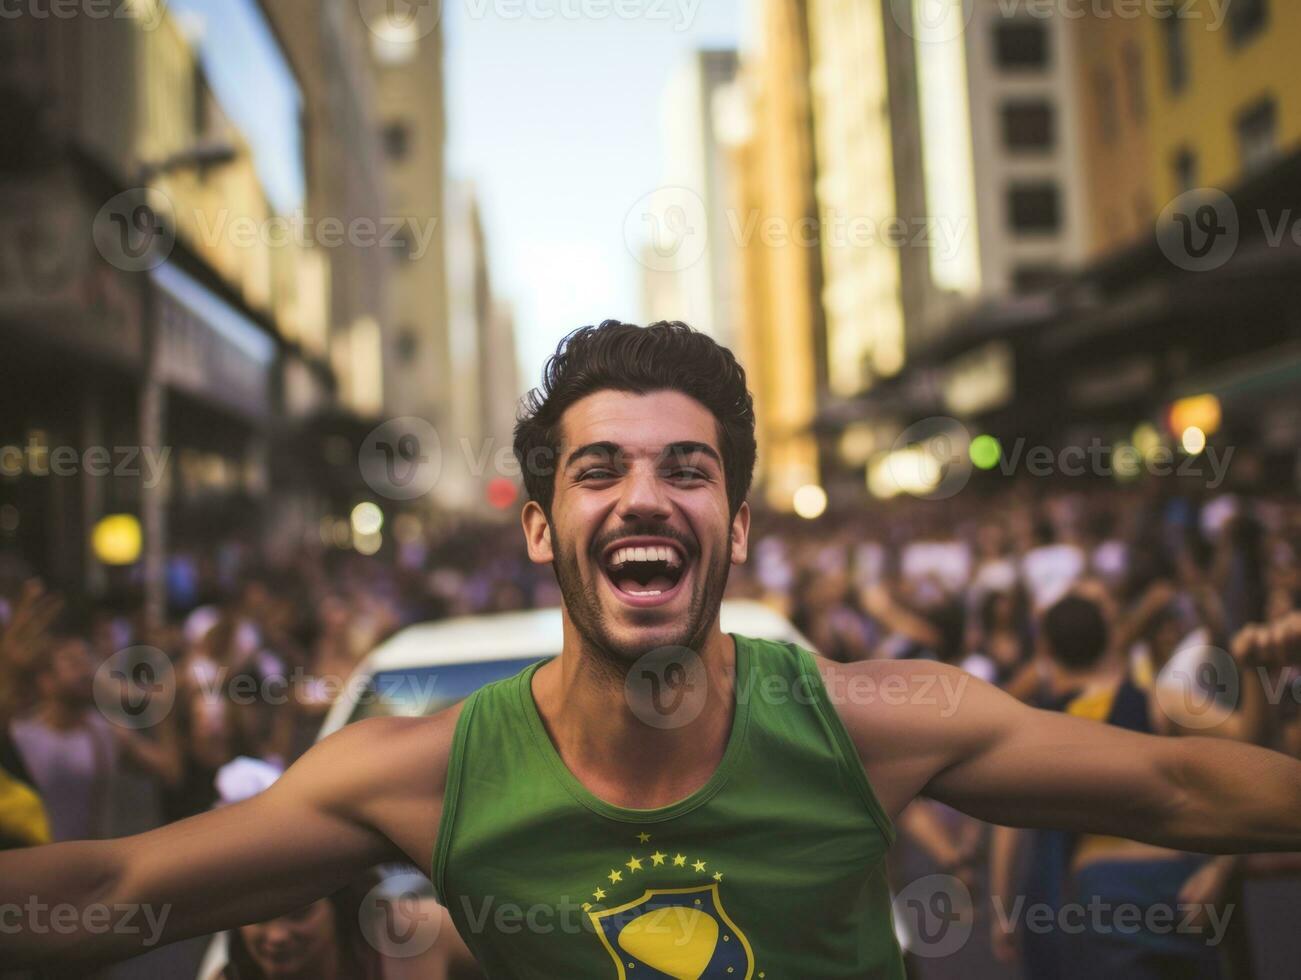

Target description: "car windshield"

left=345, top=657, right=548, bottom=724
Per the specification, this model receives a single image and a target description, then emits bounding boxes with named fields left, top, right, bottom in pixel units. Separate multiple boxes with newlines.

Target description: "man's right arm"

left=0, top=707, right=459, bottom=967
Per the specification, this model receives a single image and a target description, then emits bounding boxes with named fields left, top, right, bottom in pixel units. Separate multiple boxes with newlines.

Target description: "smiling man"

left=3, top=320, right=1301, bottom=978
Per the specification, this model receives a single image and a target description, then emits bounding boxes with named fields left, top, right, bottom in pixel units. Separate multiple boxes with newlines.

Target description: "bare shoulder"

left=810, top=656, right=1014, bottom=818
left=813, top=656, right=986, bottom=728
left=277, top=702, right=468, bottom=870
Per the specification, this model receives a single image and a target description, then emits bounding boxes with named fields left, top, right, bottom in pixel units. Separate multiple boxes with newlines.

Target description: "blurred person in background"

left=10, top=627, right=179, bottom=845
left=219, top=871, right=380, bottom=980
left=219, top=874, right=480, bottom=980
left=989, top=591, right=1275, bottom=979
left=166, top=613, right=272, bottom=821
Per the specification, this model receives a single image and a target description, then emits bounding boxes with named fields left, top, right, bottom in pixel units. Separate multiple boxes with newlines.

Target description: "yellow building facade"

left=1146, top=1, right=1301, bottom=203
left=730, top=0, right=822, bottom=512
left=1078, top=1, right=1301, bottom=257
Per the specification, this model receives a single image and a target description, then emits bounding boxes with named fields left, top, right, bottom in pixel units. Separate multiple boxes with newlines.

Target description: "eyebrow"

left=564, top=441, right=622, bottom=472
left=563, top=441, right=723, bottom=471
left=659, top=441, right=723, bottom=469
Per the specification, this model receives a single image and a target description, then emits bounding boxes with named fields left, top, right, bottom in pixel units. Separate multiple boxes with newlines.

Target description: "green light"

left=969, top=434, right=1001, bottom=470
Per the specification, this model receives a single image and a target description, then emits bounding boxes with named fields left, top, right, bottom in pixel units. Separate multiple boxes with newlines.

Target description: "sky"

left=443, top=0, right=746, bottom=392
left=164, top=0, right=746, bottom=396
left=168, top=0, right=305, bottom=213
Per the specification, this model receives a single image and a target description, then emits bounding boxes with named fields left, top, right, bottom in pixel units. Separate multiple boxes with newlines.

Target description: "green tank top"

left=433, top=634, right=904, bottom=978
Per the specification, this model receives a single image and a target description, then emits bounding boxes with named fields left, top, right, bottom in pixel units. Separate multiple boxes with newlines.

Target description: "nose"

left=262, top=921, right=295, bottom=949
left=614, top=460, right=671, bottom=523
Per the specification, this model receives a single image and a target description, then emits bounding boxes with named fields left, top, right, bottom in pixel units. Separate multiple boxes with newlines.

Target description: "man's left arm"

left=830, top=659, right=1301, bottom=854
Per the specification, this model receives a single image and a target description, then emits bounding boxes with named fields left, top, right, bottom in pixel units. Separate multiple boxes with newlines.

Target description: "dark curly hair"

left=513, top=320, right=756, bottom=518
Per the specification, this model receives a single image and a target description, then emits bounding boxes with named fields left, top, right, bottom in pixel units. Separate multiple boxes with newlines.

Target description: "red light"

left=487, top=477, right=518, bottom=510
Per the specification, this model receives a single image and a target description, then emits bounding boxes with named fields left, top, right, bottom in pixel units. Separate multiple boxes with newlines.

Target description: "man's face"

left=523, top=390, right=749, bottom=663
left=44, top=639, right=94, bottom=706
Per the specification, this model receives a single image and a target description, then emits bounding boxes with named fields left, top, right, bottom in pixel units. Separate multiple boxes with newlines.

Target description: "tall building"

left=651, top=49, right=742, bottom=349
left=1072, top=5, right=1155, bottom=257
left=961, top=0, right=1089, bottom=295
left=1144, top=0, right=1300, bottom=204
left=367, top=12, right=450, bottom=433
left=729, top=0, right=823, bottom=511
left=444, top=181, right=520, bottom=517
left=803, top=0, right=1086, bottom=378
left=806, top=0, right=926, bottom=393
left=263, top=0, right=391, bottom=420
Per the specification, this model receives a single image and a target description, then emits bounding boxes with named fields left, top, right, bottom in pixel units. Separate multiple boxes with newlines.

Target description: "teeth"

left=606, top=544, right=683, bottom=568
left=627, top=590, right=662, bottom=597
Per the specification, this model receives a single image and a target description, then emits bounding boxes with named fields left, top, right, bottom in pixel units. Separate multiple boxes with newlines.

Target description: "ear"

left=729, top=500, right=750, bottom=565
left=521, top=500, right=554, bottom=564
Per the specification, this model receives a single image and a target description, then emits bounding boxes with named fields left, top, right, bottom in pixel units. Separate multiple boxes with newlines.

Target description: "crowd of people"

left=2, top=479, right=1300, bottom=978
left=728, top=483, right=1301, bottom=979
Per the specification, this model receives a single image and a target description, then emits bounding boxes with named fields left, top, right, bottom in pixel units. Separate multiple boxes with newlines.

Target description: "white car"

left=197, top=601, right=811, bottom=979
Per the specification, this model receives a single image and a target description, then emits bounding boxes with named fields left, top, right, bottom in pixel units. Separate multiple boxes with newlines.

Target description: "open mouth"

left=599, top=538, right=691, bottom=607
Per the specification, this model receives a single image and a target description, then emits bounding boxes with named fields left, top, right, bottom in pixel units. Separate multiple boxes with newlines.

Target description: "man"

left=8, top=634, right=118, bottom=845
left=3, top=321, right=1301, bottom=977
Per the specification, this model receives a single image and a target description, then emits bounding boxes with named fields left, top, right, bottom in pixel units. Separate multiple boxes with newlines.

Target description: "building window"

left=1001, top=101, right=1055, bottom=153
left=1092, top=67, right=1118, bottom=145
left=192, top=69, right=209, bottom=138
left=994, top=21, right=1050, bottom=72
left=1237, top=97, right=1279, bottom=175
left=1229, top=0, right=1269, bottom=47
left=1173, top=147, right=1198, bottom=193
left=1007, top=183, right=1061, bottom=235
left=396, top=329, right=419, bottom=364
left=1163, top=18, right=1188, bottom=94
left=1123, top=41, right=1146, bottom=122
left=382, top=121, right=410, bottom=161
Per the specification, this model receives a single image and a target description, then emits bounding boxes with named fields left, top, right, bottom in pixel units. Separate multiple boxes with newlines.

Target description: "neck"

left=1051, top=657, right=1124, bottom=693
left=532, top=623, right=739, bottom=809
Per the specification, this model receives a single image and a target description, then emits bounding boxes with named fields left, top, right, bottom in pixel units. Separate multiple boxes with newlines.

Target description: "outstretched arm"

left=0, top=709, right=456, bottom=967
left=825, top=659, right=1301, bottom=854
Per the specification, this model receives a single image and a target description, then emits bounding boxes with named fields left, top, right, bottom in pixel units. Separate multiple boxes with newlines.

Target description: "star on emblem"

left=608, top=870, right=623, bottom=884
left=693, top=860, right=707, bottom=873
left=626, top=856, right=643, bottom=872
left=636, top=832, right=651, bottom=843
left=593, top=887, right=606, bottom=901
left=650, top=851, right=667, bottom=866
left=714, top=871, right=724, bottom=881
left=673, top=853, right=687, bottom=867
